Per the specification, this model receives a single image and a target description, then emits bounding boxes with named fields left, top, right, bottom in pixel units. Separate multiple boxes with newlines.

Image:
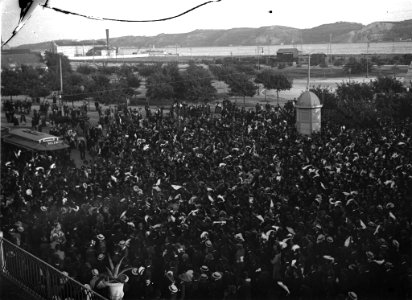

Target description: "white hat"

left=96, top=234, right=105, bottom=240
left=169, top=284, right=178, bottom=293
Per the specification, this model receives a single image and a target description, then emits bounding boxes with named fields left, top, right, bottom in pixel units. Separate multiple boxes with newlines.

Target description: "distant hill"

left=14, top=20, right=412, bottom=51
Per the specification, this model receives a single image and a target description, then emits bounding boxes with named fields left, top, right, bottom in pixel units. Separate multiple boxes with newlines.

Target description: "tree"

left=255, top=70, right=292, bottom=105
left=1, top=68, right=22, bottom=100
left=136, top=63, right=162, bottom=77
left=336, top=82, right=374, bottom=101
left=44, top=51, right=72, bottom=73
left=227, top=73, right=257, bottom=106
left=181, top=64, right=216, bottom=102
left=372, top=76, right=405, bottom=94
left=343, top=57, right=373, bottom=75
left=76, top=64, right=96, bottom=75
left=310, top=86, right=338, bottom=109
left=146, top=71, right=175, bottom=102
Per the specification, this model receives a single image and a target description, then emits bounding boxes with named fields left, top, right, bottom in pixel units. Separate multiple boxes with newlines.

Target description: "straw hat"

left=169, top=284, right=178, bottom=294
left=212, top=272, right=222, bottom=280
left=200, top=265, right=209, bottom=273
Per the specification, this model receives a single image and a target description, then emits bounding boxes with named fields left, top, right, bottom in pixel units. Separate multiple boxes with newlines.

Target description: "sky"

left=1, top=0, right=412, bottom=47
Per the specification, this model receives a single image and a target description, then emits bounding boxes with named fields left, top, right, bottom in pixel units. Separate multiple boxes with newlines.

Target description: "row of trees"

left=143, top=62, right=293, bottom=104
left=1, top=52, right=142, bottom=104
left=311, top=77, right=411, bottom=128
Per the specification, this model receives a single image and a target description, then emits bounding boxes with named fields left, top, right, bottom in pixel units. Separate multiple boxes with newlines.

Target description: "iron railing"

left=0, top=233, right=108, bottom=300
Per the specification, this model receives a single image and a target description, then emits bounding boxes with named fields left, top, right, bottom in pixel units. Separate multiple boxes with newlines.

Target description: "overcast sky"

left=2, top=0, right=412, bottom=47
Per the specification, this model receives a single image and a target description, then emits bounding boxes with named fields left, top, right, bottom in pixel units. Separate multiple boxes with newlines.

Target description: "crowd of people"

left=1, top=99, right=411, bottom=300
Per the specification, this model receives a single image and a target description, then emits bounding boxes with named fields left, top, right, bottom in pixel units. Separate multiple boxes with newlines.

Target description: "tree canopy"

left=255, top=70, right=292, bottom=103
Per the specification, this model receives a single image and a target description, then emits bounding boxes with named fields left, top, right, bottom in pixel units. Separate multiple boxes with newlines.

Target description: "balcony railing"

left=0, top=232, right=108, bottom=300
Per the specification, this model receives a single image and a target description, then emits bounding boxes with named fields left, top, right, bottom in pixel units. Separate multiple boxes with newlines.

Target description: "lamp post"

left=307, top=53, right=311, bottom=90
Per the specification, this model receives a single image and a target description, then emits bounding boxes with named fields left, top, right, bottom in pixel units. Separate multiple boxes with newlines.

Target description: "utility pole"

left=307, top=54, right=311, bottom=90
left=59, top=55, right=63, bottom=105
left=366, top=41, right=370, bottom=78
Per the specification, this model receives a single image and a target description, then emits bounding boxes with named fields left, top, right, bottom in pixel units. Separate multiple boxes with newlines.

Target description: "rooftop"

left=296, top=91, right=322, bottom=108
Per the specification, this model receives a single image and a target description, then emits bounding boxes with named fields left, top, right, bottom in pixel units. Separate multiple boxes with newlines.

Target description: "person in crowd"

left=1, top=99, right=411, bottom=300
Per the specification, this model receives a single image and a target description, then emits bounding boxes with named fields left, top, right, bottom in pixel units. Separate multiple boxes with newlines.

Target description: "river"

left=118, top=42, right=412, bottom=57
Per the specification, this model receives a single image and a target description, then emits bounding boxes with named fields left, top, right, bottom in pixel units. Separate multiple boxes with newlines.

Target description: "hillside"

left=14, top=20, right=412, bottom=51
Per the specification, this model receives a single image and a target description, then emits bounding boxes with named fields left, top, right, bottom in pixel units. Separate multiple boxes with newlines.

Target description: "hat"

left=165, top=270, right=174, bottom=282
left=211, top=272, right=222, bottom=280
left=326, top=236, right=334, bottom=243
left=169, top=284, right=178, bottom=294
left=386, top=202, right=395, bottom=209
left=91, top=269, right=99, bottom=276
left=17, top=226, right=24, bottom=233
left=200, top=231, right=209, bottom=240
left=97, top=234, right=105, bottom=241
left=200, top=265, right=209, bottom=273
left=347, top=291, right=358, bottom=300
left=179, top=270, right=194, bottom=283
left=317, top=234, right=325, bottom=243
left=291, top=244, right=300, bottom=251
left=205, top=240, right=212, bottom=248
left=119, top=240, right=126, bottom=246
left=205, top=253, right=214, bottom=261
left=97, top=254, right=105, bottom=261
left=365, top=251, right=374, bottom=260
left=40, top=206, right=47, bottom=212
left=199, top=274, right=209, bottom=281
left=138, top=266, right=145, bottom=275
left=26, top=189, right=32, bottom=196
left=234, top=233, right=245, bottom=242
left=132, top=268, right=139, bottom=276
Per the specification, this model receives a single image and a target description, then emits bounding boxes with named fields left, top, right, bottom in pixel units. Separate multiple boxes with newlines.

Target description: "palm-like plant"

left=105, top=255, right=133, bottom=283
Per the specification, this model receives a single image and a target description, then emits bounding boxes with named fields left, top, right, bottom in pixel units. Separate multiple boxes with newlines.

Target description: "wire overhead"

left=2, top=0, right=223, bottom=47
left=41, top=0, right=222, bottom=23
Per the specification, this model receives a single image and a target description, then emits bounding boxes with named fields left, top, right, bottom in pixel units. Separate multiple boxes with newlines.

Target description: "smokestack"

left=106, top=29, right=109, bottom=50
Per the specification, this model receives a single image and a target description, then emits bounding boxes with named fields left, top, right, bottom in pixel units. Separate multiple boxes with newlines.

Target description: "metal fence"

left=0, top=233, right=108, bottom=300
